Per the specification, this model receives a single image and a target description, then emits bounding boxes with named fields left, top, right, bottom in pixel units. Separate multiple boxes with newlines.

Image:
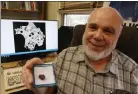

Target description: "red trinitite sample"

left=39, top=74, right=45, bottom=80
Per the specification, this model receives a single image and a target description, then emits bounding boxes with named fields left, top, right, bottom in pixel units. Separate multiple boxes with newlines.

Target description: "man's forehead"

left=88, top=7, right=123, bottom=24
left=89, top=12, right=117, bottom=22
left=90, top=7, right=121, bottom=17
left=88, top=14, right=122, bottom=29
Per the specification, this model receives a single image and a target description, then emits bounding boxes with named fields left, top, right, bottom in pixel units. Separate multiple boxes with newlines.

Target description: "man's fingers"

left=25, top=57, right=44, bottom=69
left=21, top=57, right=44, bottom=90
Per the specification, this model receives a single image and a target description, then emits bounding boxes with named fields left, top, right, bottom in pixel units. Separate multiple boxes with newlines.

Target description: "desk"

left=1, top=54, right=57, bottom=94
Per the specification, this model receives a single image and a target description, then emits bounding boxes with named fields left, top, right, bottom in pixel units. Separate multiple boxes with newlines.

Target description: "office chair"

left=58, top=26, right=74, bottom=53
left=70, top=25, right=138, bottom=63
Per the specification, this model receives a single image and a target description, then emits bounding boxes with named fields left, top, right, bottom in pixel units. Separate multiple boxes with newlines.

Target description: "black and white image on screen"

left=13, top=22, right=46, bottom=52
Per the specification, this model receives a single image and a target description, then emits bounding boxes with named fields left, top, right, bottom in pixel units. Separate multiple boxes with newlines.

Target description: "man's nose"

left=93, top=29, right=104, bottom=41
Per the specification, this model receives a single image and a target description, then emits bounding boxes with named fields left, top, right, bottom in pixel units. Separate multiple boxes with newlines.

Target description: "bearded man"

left=22, top=7, right=138, bottom=94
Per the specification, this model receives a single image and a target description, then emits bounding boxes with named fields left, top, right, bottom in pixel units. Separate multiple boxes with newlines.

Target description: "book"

left=8, top=1, right=22, bottom=9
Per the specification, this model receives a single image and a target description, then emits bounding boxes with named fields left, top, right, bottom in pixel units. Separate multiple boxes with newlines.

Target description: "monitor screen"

left=1, top=19, right=58, bottom=63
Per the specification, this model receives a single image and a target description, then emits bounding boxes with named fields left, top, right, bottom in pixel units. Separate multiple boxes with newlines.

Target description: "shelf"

left=1, top=1, right=46, bottom=20
left=1, top=8, right=40, bottom=13
left=1, top=8, right=41, bottom=20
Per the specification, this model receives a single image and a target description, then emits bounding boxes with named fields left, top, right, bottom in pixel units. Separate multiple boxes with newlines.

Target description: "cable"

left=1, top=63, right=19, bottom=71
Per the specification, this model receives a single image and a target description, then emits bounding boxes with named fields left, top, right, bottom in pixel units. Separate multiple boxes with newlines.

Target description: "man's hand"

left=21, top=57, right=47, bottom=94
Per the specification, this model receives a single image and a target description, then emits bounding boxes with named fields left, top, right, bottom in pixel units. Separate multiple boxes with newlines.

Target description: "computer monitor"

left=1, top=19, right=58, bottom=63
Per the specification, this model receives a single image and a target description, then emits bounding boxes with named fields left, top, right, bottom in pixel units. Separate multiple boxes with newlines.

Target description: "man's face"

left=83, top=12, right=122, bottom=61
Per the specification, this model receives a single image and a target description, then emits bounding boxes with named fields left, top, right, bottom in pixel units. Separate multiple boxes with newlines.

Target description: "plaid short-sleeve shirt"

left=53, top=45, right=138, bottom=94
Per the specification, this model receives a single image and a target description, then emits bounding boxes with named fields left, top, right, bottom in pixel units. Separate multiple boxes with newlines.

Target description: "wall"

left=46, top=2, right=62, bottom=27
left=46, top=1, right=138, bottom=28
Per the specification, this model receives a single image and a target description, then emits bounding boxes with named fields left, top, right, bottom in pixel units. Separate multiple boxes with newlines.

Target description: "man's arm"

left=22, top=58, right=48, bottom=94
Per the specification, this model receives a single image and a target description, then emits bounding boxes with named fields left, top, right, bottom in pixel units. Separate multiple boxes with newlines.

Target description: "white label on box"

left=4, top=67, right=24, bottom=90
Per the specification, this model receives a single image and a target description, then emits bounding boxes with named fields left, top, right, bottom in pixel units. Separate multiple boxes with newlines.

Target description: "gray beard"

left=83, top=39, right=118, bottom=61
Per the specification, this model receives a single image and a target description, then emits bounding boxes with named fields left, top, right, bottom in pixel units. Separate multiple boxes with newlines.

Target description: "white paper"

left=34, top=65, right=56, bottom=85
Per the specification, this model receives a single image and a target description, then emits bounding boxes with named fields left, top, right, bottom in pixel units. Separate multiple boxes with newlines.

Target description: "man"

left=22, top=7, right=138, bottom=94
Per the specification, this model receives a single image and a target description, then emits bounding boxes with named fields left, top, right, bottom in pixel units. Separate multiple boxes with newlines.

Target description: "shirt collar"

left=109, top=49, right=120, bottom=78
left=73, top=45, right=85, bottom=63
left=74, top=45, right=120, bottom=78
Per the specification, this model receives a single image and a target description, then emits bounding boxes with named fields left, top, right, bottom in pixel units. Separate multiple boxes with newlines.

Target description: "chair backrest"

left=70, top=25, right=138, bottom=63
left=58, top=26, right=74, bottom=53
left=70, top=25, right=86, bottom=46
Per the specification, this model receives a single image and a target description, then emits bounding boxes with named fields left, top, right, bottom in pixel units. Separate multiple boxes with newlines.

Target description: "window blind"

left=59, top=1, right=103, bottom=14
